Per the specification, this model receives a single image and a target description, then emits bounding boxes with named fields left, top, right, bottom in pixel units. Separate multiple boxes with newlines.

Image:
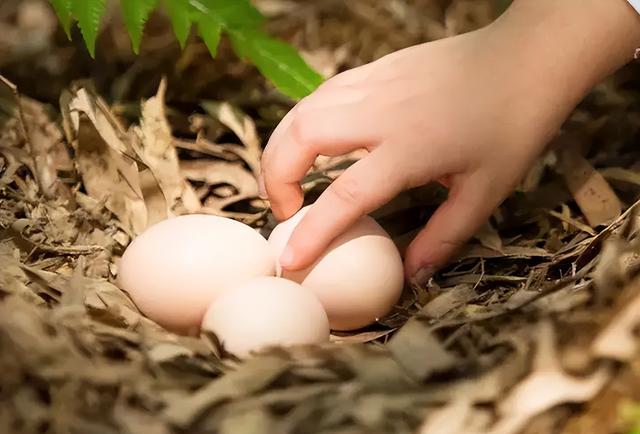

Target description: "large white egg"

left=201, top=276, right=330, bottom=357
left=268, top=206, right=404, bottom=331
left=118, top=214, right=275, bottom=334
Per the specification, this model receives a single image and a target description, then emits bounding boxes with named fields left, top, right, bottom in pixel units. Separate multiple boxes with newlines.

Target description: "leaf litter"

left=1, top=0, right=640, bottom=433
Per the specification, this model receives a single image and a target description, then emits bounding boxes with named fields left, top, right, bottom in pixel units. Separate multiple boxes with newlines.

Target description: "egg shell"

left=268, top=206, right=404, bottom=331
left=201, top=276, right=330, bottom=357
left=118, top=214, right=275, bottom=334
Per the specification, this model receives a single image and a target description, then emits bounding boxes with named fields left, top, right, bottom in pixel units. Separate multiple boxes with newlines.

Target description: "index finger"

left=261, top=94, right=380, bottom=221
left=279, top=148, right=403, bottom=270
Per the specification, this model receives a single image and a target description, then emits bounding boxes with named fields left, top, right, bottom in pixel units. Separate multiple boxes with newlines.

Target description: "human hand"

left=259, top=0, right=640, bottom=285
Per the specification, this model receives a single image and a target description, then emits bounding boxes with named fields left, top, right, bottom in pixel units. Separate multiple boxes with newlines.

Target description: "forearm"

left=489, top=0, right=640, bottom=107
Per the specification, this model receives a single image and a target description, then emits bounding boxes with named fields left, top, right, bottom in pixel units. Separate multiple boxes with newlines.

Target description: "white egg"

left=118, top=214, right=275, bottom=334
left=268, top=206, right=404, bottom=331
left=201, top=276, right=330, bottom=357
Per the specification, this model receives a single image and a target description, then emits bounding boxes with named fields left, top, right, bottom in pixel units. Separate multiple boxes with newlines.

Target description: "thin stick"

left=0, top=75, right=32, bottom=154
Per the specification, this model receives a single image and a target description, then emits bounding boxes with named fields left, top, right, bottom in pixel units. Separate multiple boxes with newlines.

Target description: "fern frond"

left=230, top=30, right=323, bottom=99
left=198, top=15, right=222, bottom=57
left=71, top=0, right=106, bottom=58
left=121, top=0, right=158, bottom=54
left=164, top=0, right=193, bottom=48
left=48, top=0, right=323, bottom=99
left=49, top=0, right=72, bottom=38
left=191, top=0, right=263, bottom=29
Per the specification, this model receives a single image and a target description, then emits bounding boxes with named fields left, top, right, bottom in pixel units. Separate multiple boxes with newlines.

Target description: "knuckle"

left=328, top=176, right=363, bottom=206
left=289, top=115, right=316, bottom=150
left=437, top=239, right=466, bottom=250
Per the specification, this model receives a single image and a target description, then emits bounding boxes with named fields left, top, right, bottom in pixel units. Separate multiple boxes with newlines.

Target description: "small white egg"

left=201, top=276, right=330, bottom=357
left=118, top=214, right=275, bottom=334
left=268, top=206, right=404, bottom=331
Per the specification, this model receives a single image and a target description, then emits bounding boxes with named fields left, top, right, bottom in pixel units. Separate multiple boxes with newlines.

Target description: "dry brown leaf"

left=175, top=136, right=242, bottom=162
left=558, top=146, right=622, bottom=227
left=0, top=249, right=41, bottom=302
left=592, top=238, right=634, bottom=302
left=330, top=329, right=395, bottom=344
left=1, top=77, right=68, bottom=199
left=548, top=208, right=596, bottom=236
left=201, top=101, right=262, bottom=176
left=520, top=151, right=557, bottom=193
left=456, top=244, right=552, bottom=261
left=473, top=221, right=504, bottom=253
left=388, top=318, right=458, bottom=381
left=66, top=88, right=133, bottom=157
left=419, top=398, right=491, bottom=434
left=62, top=89, right=148, bottom=236
left=420, top=284, right=478, bottom=319
left=132, top=79, right=200, bottom=222
left=592, top=275, right=640, bottom=362
left=482, top=321, right=611, bottom=434
left=163, top=355, right=289, bottom=427
left=180, top=160, right=259, bottom=198
left=601, top=167, right=640, bottom=186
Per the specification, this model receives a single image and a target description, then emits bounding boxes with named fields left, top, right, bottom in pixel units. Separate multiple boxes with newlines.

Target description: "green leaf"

left=191, top=0, right=263, bottom=29
left=229, top=30, right=323, bottom=100
left=198, top=16, right=222, bottom=57
left=49, top=0, right=72, bottom=38
left=71, top=0, right=106, bottom=57
left=164, top=0, right=193, bottom=48
left=121, top=0, right=158, bottom=54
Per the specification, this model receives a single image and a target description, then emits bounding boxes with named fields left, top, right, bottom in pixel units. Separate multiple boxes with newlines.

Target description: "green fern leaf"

left=229, top=30, right=323, bottom=100
left=121, top=0, right=158, bottom=54
left=164, top=0, right=193, bottom=48
left=198, top=15, right=222, bottom=57
left=49, top=0, right=72, bottom=38
left=71, top=0, right=106, bottom=58
left=190, top=0, right=263, bottom=29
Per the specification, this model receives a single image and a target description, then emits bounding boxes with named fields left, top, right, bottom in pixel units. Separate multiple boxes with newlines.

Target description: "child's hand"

left=260, top=0, right=640, bottom=284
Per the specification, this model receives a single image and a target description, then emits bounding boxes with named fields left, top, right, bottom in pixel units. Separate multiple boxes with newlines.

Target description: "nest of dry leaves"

left=0, top=1, right=639, bottom=433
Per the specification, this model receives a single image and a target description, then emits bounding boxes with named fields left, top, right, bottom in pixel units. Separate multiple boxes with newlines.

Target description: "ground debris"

left=0, top=0, right=640, bottom=433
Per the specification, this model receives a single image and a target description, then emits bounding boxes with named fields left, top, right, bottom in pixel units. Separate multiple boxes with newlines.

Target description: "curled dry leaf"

left=132, top=78, right=200, bottom=222
left=592, top=275, right=640, bottom=362
left=163, top=355, right=290, bottom=428
left=0, top=75, right=69, bottom=200
left=558, top=142, right=622, bottom=227
left=387, top=318, right=458, bottom=381
left=61, top=88, right=148, bottom=236
left=420, top=284, right=478, bottom=319
left=473, top=221, right=504, bottom=254
left=478, top=321, right=611, bottom=434
left=201, top=101, right=262, bottom=177
left=592, top=237, right=635, bottom=302
left=181, top=159, right=262, bottom=217
left=329, top=329, right=395, bottom=344
left=419, top=398, right=487, bottom=434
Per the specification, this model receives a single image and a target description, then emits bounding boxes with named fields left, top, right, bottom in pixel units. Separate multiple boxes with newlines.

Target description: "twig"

left=547, top=209, right=596, bottom=236
left=0, top=75, right=32, bottom=158
left=432, top=261, right=595, bottom=330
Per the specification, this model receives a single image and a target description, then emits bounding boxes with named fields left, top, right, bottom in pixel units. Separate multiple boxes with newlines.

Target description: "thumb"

left=404, top=175, right=500, bottom=285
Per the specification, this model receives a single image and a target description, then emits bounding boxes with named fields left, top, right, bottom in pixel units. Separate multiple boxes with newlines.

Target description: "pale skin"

left=259, top=0, right=640, bottom=285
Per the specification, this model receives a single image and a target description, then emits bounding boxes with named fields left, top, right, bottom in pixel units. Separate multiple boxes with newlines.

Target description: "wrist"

left=488, top=0, right=640, bottom=105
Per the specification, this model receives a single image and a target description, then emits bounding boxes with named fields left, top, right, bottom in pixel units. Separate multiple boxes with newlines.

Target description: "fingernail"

left=279, top=245, right=295, bottom=269
left=410, top=266, right=436, bottom=288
